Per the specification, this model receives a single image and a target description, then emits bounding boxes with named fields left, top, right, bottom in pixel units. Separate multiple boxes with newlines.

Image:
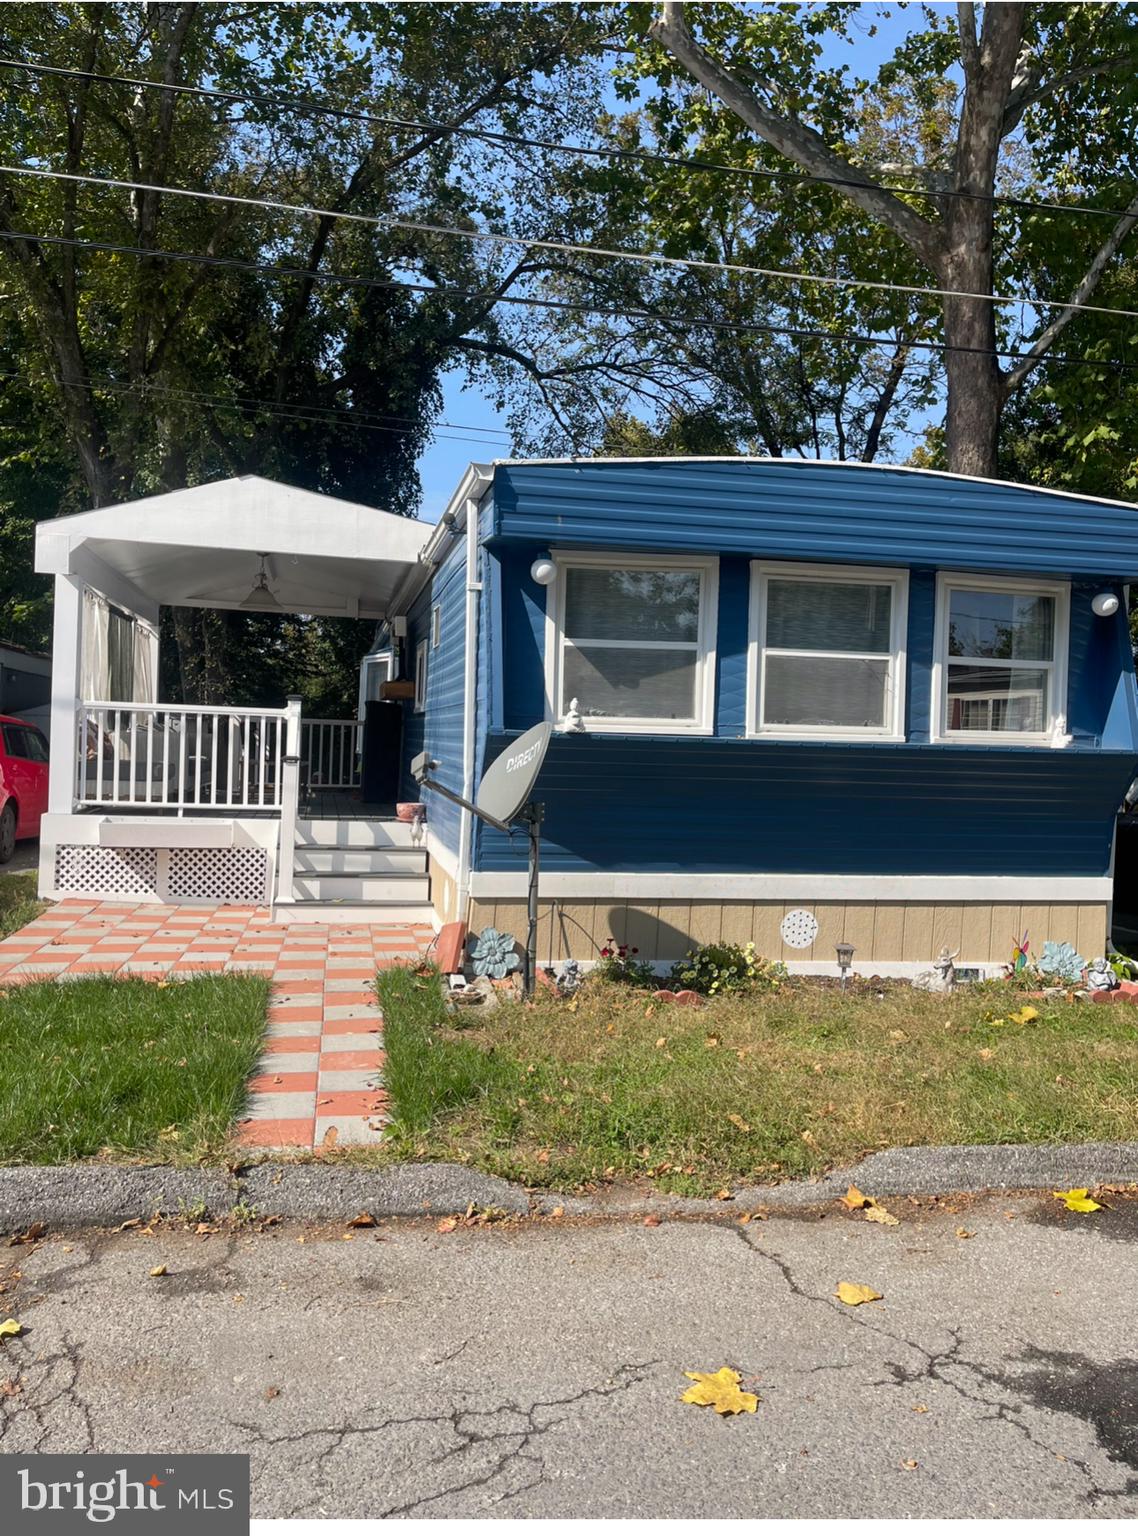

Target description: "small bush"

left=592, top=940, right=657, bottom=989
left=671, top=941, right=787, bottom=997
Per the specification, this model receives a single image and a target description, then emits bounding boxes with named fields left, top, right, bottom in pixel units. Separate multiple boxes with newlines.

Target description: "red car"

left=0, top=714, right=49, bottom=863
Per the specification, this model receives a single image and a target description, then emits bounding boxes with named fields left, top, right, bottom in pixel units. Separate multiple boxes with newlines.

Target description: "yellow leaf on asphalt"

left=681, top=1367, right=759, bottom=1415
left=864, top=1202, right=900, bottom=1227
left=1052, top=1187, right=1103, bottom=1213
left=0, top=1319, right=22, bottom=1339
left=714, top=1188, right=734, bottom=1201
left=149, top=1265, right=167, bottom=1278
left=955, top=1227, right=975, bottom=1239
left=840, top=1185, right=869, bottom=1210
left=436, top=1217, right=459, bottom=1233
left=912, top=1403, right=929, bottom=1413
left=836, top=1282, right=883, bottom=1306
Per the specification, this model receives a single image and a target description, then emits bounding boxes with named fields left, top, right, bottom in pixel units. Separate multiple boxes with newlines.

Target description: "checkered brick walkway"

left=0, top=900, right=435, bottom=1151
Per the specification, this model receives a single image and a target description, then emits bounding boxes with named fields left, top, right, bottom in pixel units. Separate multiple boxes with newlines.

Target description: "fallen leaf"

left=840, top=1185, right=869, bottom=1210
left=1052, top=1187, right=1103, bottom=1213
left=704, top=1035, right=720, bottom=1049
left=643, top=1214, right=662, bottom=1227
left=1010, top=1006, right=1039, bottom=1025
left=888, top=1029, right=908, bottom=1043
left=0, top=1319, right=22, bottom=1339
left=0, top=1377, right=21, bottom=1397
left=912, top=1403, right=929, bottom=1413
left=264, top=1385, right=281, bottom=1400
left=8, top=1221, right=45, bottom=1247
left=321, top=1126, right=339, bottom=1149
left=901, top=1458, right=919, bottom=1471
left=536, top=1149, right=551, bottom=1165
left=550, top=1206, right=564, bottom=1219
left=680, top=1366, right=759, bottom=1416
left=864, top=1203, right=900, bottom=1227
left=116, top=1218, right=142, bottom=1232
left=835, top=1282, right=883, bottom=1307
left=347, top=1212, right=376, bottom=1229
left=727, top=1113, right=751, bottom=1132
left=714, top=1189, right=734, bottom=1201
left=436, top=1217, right=459, bottom=1234
left=149, top=1265, right=167, bottom=1278
left=801, top=1129, right=818, bottom=1148
left=655, top=1037, right=667, bottom=1049
left=978, top=1048, right=995, bottom=1061
left=955, top=1227, right=975, bottom=1239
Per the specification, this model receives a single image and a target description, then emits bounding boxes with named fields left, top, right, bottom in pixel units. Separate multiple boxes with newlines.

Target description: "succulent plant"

left=1039, top=940, right=1085, bottom=984
left=468, top=926, right=520, bottom=979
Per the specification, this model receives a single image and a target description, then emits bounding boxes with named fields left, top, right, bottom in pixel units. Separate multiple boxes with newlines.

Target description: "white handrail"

left=76, top=700, right=289, bottom=811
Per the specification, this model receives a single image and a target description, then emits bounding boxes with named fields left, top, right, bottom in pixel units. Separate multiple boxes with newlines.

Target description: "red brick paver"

left=0, top=901, right=435, bottom=1152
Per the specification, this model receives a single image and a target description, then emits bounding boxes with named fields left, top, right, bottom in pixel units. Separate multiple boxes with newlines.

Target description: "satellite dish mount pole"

left=521, top=800, right=543, bottom=999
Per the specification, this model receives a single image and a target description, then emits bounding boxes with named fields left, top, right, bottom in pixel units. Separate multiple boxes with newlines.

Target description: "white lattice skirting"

left=54, top=844, right=270, bottom=904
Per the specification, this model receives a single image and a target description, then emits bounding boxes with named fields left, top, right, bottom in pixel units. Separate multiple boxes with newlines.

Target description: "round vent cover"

left=780, top=908, right=819, bottom=949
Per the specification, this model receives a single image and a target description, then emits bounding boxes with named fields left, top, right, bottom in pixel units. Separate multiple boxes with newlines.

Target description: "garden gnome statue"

left=912, top=946, right=958, bottom=993
left=561, top=697, right=585, bottom=732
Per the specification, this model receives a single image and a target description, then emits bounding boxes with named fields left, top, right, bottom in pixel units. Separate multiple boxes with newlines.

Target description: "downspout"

left=456, top=494, right=481, bottom=920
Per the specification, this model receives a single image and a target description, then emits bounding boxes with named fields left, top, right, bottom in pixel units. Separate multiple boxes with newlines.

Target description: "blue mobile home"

left=389, top=457, right=1138, bottom=975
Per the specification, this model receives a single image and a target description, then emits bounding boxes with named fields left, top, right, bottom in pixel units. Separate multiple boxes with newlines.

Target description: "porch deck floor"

left=0, top=900, right=435, bottom=1152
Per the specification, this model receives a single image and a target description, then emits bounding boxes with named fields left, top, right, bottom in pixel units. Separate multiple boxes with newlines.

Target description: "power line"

left=3, top=224, right=1137, bottom=375
left=0, top=53, right=1131, bottom=225
left=0, top=361, right=509, bottom=444
left=5, top=161, right=1138, bottom=325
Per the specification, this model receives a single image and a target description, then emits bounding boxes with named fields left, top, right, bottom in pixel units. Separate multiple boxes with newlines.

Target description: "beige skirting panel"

left=428, top=853, right=460, bottom=926
left=464, top=898, right=1109, bottom=969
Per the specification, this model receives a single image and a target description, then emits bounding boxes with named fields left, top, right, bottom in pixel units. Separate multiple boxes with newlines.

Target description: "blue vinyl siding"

left=398, top=538, right=467, bottom=854
left=490, top=459, right=1138, bottom=579
left=400, top=460, right=1138, bottom=887
left=474, top=736, right=1134, bottom=879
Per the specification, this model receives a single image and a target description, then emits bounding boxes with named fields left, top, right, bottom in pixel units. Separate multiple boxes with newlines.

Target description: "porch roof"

left=34, top=475, right=426, bottom=620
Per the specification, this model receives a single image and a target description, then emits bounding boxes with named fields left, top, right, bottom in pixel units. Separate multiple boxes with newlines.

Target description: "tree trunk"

left=940, top=238, right=1002, bottom=479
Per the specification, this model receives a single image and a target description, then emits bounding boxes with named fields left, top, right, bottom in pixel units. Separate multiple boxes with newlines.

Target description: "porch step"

left=292, top=873, right=431, bottom=904
left=295, top=817, right=418, bottom=849
left=272, top=900, right=436, bottom=927
left=294, top=846, right=427, bottom=876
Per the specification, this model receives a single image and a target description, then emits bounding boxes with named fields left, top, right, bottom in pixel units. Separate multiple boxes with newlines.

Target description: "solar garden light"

left=835, top=941, right=856, bottom=989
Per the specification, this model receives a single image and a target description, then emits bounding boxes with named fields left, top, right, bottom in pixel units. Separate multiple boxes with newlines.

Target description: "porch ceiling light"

left=1092, top=591, right=1120, bottom=618
left=530, top=556, right=557, bottom=587
left=241, top=554, right=281, bottom=610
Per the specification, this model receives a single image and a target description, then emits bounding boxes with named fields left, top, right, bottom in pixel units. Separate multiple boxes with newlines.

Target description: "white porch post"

left=47, top=574, right=83, bottom=814
left=274, top=695, right=303, bottom=906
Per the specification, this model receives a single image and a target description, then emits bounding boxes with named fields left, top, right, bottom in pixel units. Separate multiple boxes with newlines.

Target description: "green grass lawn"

left=376, top=966, right=1138, bottom=1194
left=0, top=974, right=270, bottom=1163
left=0, top=871, right=44, bottom=938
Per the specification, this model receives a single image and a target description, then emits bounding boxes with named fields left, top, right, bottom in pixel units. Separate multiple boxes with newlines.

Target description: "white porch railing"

left=300, top=718, right=361, bottom=791
left=77, top=701, right=290, bottom=811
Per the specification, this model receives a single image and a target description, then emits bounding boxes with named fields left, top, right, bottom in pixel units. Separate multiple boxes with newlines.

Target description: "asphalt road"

left=1, top=1195, right=1136, bottom=1518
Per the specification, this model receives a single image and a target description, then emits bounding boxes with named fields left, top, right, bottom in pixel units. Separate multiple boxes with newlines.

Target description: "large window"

left=749, top=562, right=908, bottom=739
left=545, top=553, right=718, bottom=733
left=934, top=574, right=1067, bottom=742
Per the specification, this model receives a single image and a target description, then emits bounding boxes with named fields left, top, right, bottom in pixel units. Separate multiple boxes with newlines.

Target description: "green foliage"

left=592, top=939, right=658, bottom=989
left=0, top=872, right=44, bottom=938
left=670, top=941, right=787, bottom=997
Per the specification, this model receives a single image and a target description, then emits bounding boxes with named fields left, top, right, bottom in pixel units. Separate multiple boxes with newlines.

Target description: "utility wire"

left=0, top=54, right=1132, bottom=224
left=0, top=361, right=509, bottom=443
left=3, top=224, right=1136, bottom=375
left=5, top=160, right=1138, bottom=322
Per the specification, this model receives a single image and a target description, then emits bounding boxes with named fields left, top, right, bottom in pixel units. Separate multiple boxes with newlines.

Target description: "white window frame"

left=356, top=649, right=393, bottom=719
left=413, top=639, right=428, bottom=714
left=543, top=549, right=719, bottom=735
left=747, top=560, right=909, bottom=741
left=431, top=604, right=441, bottom=649
left=932, top=571, right=1069, bottom=746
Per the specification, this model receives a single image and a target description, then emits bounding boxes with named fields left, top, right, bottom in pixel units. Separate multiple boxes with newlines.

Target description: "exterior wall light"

left=1091, top=592, right=1120, bottom=618
left=530, top=556, right=557, bottom=587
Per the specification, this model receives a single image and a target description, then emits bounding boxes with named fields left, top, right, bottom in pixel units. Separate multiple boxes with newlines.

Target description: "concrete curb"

left=1, top=1144, right=1137, bottom=1230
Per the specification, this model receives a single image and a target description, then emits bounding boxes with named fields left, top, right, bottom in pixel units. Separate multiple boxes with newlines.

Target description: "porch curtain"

left=80, top=588, right=110, bottom=701
left=133, top=618, right=157, bottom=703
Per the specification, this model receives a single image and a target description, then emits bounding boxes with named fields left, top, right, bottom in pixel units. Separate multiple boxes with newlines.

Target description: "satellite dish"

left=476, top=721, right=553, bottom=826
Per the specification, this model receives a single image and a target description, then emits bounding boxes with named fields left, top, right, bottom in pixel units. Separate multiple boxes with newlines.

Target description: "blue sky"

left=414, top=5, right=926, bottom=524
